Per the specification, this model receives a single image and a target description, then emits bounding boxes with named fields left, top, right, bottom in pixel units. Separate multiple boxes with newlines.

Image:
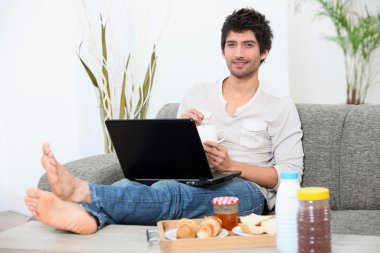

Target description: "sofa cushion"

left=296, top=104, right=351, bottom=210
left=156, top=103, right=180, bottom=119
left=38, top=153, right=123, bottom=191
left=339, top=105, right=380, bottom=210
left=332, top=210, right=380, bottom=235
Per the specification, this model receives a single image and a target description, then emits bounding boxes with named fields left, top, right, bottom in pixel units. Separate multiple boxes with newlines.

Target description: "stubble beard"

left=227, top=60, right=259, bottom=79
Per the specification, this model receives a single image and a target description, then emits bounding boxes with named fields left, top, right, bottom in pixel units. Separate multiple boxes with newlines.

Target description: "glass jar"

left=212, top=196, right=239, bottom=230
left=297, top=187, right=331, bottom=253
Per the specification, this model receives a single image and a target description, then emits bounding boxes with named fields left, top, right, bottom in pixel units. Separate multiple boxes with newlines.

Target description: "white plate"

left=232, top=226, right=253, bottom=236
left=165, top=228, right=229, bottom=240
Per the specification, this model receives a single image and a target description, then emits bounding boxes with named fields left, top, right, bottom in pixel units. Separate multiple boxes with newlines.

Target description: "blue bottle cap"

left=280, top=171, right=298, bottom=180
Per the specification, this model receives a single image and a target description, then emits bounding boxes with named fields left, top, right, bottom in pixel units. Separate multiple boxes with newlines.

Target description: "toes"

left=42, top=143, right=55, bottom=159
left=41, top=154, right=55, bottom=168
left=32, top=211, right=39, bottom=219
left=42, top=142, right=51, bottom=155
left=41, top=155, right=52, bottom=170
left=27, top=203, right=37, bottom=212
left=24, top=195, right=34, bottom=203
left=25, top=200, right=36, bottom=207
left=24, top=194, right=38, bottom=212
left=48, top=151, right=55, bottom=159
left=26, top=188, right=43, bottom=198
left=41, top=155, right=48, bottom=168
left=41, top=155, right=59, bottom=184
left=49, top=157, right=57, bottom=168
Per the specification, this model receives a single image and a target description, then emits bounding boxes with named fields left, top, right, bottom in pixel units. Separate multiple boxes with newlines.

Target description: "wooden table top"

left=0, top=221, right=379, bottom=253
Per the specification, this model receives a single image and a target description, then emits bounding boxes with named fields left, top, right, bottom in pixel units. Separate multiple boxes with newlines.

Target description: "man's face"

left=223, top=30, right=268, bottom=79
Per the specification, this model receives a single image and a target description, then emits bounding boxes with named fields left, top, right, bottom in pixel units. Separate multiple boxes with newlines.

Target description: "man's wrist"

left=229, top=160, right=244, bottom=172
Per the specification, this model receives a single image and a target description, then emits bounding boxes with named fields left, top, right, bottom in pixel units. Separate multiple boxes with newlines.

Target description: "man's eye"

left=226, top=43, right=235, bottom=47
left=244, top=43, right=254, bottom=48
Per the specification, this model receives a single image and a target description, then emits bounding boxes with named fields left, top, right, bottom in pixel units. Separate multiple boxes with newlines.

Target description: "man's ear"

left=260, top=50, right=269, bottom=61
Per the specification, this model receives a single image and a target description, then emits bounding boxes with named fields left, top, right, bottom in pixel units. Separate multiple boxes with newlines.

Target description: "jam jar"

left=212, top=196, right=239, bottom=230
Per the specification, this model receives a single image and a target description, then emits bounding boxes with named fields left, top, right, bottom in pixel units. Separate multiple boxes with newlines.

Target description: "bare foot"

left=24, top=188, right=97, bottom=234
left=41, top=143, right=90, bottom=203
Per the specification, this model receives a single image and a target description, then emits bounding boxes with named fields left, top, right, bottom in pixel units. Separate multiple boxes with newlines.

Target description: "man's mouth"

left=232, top=60, right=248, bottom=68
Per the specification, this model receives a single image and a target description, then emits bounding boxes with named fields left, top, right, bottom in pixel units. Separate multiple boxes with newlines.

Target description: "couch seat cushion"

left=332, top=210, right=380, bottom=235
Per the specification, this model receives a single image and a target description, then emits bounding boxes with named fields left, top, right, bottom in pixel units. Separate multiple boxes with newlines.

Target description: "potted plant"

left=78, top=16, right=157, bottom=153
left=313, top=0, right=380, bottom=104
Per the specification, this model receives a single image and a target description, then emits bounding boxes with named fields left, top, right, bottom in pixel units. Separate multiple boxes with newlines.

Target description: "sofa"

left=38, top=103, right=380, bottom=235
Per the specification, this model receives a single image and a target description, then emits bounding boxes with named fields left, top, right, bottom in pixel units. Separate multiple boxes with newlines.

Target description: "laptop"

left=105, top=119, right=241, bottom=187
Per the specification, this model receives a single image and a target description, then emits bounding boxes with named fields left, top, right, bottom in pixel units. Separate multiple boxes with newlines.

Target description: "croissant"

left=196, top=216, right=222, bottom=238
left=176, top=219, right=198, bottom=239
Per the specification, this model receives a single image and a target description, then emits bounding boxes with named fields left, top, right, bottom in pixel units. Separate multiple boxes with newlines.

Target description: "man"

left=24, top=8, right=303, bottom=234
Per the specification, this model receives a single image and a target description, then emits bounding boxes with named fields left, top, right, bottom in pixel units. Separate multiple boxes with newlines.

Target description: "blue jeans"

left=81, top=177, right=265, bottom=228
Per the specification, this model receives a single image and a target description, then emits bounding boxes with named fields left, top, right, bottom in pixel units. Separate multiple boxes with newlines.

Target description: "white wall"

left=288, top=0, right=380, bottom=104
left=0, top=0, right=87, bottom=214
left=0, top=75, right=10, bottom=212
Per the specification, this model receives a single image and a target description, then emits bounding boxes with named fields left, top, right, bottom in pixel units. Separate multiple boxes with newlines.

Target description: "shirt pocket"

left=240, top=120, right=269, bottom=149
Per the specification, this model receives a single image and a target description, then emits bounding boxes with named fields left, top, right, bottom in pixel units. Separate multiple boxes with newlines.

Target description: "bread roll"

left=176, top=219, right=198, bottom=239
left=197, top=216, right=222, bottom=238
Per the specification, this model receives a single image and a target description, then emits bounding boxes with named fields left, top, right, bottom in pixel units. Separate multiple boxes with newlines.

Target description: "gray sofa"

left=38, top=103, right=380, bottom=235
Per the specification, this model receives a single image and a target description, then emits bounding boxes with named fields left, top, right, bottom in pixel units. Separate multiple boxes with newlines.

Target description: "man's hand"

left=204, top=141, right=279, bottom=189
left=203, top=141, right=233, bottom=172
left=180, top=108, right=204, bottom=126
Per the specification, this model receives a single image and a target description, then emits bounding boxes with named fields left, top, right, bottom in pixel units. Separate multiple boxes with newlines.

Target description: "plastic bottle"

left=297, top=187, right=331, bottom=253
left=276, top=171, right=300, bottom=253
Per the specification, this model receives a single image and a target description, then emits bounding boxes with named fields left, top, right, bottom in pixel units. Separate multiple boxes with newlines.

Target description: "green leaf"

left=140, top=45, right=157, bottom=118
left=77, top=55, right=99, bottom=89
left=100, top=15, right=111, bottom=113
left=119, top=53, right=131, bottom=119
left=77, top=42, right=99, bottom=89
left=135, top=88, right=143, bottom=119
left=313, top=0, right=380, bottom=104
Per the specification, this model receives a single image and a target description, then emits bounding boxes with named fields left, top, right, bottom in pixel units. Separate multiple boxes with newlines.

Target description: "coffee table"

left=0, top=221, right=379, bottom=252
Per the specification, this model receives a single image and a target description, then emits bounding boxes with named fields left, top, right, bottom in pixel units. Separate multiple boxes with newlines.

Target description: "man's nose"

left=234, top=45, right=244, bottom=57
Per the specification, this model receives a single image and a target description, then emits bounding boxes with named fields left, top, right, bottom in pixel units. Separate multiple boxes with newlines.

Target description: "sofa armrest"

left=37, top=153, right=124, bottom=191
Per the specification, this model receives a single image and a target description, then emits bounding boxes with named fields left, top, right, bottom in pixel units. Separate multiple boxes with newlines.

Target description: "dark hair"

left=221, top=8, right=273, bottom=60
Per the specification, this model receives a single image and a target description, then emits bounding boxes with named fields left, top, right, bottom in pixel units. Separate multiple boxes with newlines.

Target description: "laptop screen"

left=105, top=119, right=213, bottom=181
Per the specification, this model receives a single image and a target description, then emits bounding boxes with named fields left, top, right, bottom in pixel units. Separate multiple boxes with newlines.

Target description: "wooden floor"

left=0, top=211, right=30, bottom=233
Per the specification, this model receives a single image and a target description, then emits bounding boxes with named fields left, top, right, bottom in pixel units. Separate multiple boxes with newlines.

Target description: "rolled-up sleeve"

left=269, top=99, right=304, bottom=192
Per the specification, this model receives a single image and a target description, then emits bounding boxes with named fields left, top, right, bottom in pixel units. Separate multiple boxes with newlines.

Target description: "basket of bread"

left=157, top=214, right=276, bottom=252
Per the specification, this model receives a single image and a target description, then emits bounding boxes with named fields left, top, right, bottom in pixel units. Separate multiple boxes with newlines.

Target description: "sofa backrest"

left=156, top=103, right=380, bottom=211
left=337, top=105, right=380, bottom=210
left=295, top=104, right=350, bottom=210
left=297, top=104, right=380, bottom=211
